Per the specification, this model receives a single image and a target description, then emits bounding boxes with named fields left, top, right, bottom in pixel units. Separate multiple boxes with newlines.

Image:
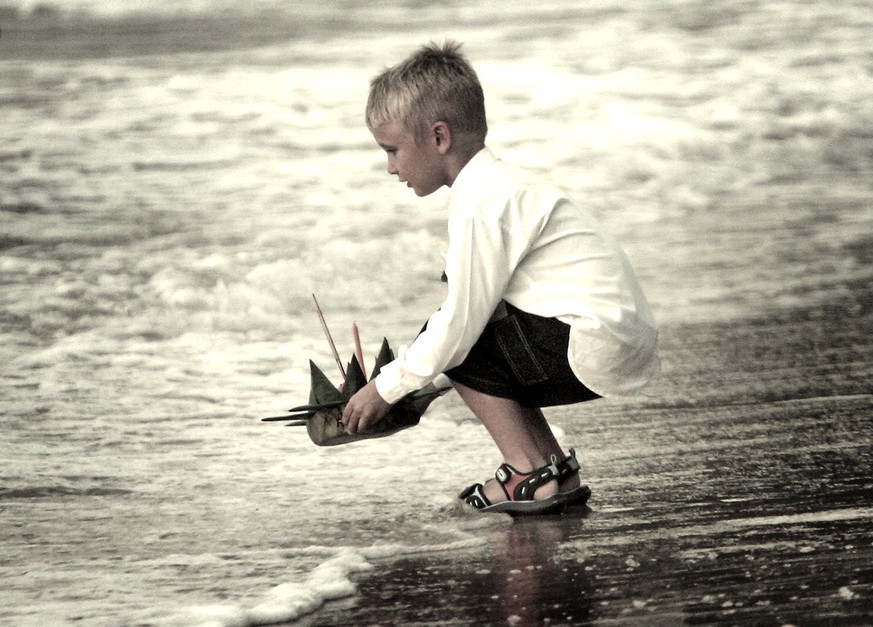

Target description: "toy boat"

left=262, top=337, right=448, bottom=446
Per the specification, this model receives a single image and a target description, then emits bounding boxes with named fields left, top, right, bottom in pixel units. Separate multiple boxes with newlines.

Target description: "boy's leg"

left=454, top=380, right=580, bottom=504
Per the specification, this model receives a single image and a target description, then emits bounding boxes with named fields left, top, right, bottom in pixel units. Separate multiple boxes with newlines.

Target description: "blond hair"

left=366, top=41, right=487, bottom=143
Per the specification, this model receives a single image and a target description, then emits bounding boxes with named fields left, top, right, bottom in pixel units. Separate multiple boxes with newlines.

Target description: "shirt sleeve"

left=374, top=207, right=514, bottom=404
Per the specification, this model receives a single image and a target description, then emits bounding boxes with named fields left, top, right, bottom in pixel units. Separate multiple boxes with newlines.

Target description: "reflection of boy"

left=342, top=41, right=660, bottom=515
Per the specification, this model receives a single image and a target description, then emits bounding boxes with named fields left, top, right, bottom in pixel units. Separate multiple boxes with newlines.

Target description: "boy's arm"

left=374, top=209, right=518, bottom=403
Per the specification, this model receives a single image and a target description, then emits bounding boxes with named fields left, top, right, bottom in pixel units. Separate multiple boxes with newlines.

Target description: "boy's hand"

left=342, top=380, right=392, bottom=434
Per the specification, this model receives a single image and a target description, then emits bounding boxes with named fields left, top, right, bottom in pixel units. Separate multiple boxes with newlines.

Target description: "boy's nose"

left=385, top=153, right=399, bottom=175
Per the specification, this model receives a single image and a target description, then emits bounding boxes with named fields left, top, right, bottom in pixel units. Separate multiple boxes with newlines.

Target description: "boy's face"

left=371, top=120, right=448, bottom=197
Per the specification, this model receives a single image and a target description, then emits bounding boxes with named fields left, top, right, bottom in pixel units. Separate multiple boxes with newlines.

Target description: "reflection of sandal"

left=459, top=449, right=591, bottom=516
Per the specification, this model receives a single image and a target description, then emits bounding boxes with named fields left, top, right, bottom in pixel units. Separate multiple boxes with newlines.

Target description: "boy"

left=342, top=41, right=660, bottom=515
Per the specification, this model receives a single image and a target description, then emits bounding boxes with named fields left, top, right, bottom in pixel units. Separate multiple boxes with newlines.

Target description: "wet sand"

left=303, top=232, right=873, bottom=625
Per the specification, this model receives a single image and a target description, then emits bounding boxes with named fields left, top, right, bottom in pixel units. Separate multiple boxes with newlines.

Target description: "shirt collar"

left=450, top=146, right=496, bottom=198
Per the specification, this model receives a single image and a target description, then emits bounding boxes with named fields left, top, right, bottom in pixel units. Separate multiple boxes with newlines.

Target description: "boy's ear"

left=432, top=121, right=452, bottom=154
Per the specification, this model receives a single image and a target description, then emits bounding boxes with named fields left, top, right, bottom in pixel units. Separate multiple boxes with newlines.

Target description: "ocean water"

left=2, top=1, right=872, bottom=625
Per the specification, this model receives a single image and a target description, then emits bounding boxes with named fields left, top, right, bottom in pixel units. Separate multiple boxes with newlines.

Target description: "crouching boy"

left=342, top=41, right=660, bottom=515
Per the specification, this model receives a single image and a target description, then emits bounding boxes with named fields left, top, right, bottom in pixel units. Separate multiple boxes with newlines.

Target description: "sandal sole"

left=477, top=484, right=592, bottom=516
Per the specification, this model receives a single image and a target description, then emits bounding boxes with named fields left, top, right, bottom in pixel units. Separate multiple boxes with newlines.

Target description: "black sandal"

left=459, top=448, right=591, bottom=516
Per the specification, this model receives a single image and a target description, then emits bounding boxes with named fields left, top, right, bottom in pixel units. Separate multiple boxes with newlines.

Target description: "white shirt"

left=375, top=147, right=660, bottom=404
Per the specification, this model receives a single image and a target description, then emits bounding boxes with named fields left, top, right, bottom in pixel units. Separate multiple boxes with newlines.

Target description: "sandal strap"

left=560, top=448, right=581, bottom=478
left=495, top=448, right=581, bottom=501
left=460, top=449, right=583, bottom=511
left=458, top=483, right=491, bottom=510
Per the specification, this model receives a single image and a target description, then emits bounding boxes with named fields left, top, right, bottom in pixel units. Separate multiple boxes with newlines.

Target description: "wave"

left=0, top=0, right=390, bottom=60
left=1, top=0, right=300, bottom=20
left=0, top=484, right=133, bottom=499
left=141, top=531, right=485, bottom=627
left=0, top=0, right=404, bottom=24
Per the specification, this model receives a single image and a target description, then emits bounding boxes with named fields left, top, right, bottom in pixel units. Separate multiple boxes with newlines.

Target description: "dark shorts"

left=445, top=302, right=600, bottom=408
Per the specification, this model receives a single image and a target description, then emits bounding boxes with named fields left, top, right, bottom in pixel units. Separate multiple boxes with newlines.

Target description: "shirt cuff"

left=374, top=359, right=451, bottom=405
left=373, top=361, right=413, bottom=405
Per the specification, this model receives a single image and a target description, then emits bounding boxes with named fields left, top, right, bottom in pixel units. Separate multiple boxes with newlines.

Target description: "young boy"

left=342, top=41, right=660, bottom=515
